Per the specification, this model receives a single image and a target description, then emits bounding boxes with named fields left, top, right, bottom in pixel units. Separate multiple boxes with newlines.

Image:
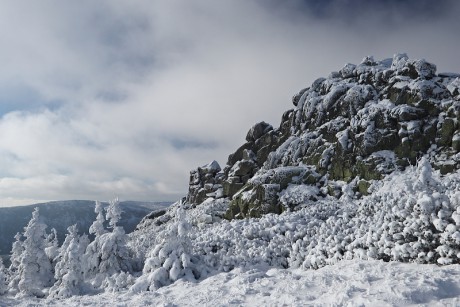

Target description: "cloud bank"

left=1, top=0, right=459, bottom=206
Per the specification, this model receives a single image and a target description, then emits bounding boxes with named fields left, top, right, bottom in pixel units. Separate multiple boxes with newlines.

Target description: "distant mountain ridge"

left=0, top=200, right=171, bottom=256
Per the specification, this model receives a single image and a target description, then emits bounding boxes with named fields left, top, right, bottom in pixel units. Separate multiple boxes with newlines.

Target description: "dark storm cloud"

left=266, top=0, right=458, bottom=21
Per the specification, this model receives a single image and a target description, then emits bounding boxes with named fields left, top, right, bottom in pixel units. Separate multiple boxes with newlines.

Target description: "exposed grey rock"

left=292, top=88, right=308, bottom=106
left=229, top=160, right=257, bottom=177
left=340, top=63, right=357, bottom=79
left=184, top=54, right=460, bottom=221
left=187, top=160, right=223, bottom=204
left=227, top=142, right=253, bottom=167
left=222, top=181, right=244, bottom=198
left=246, top=121, right=273, bottom=143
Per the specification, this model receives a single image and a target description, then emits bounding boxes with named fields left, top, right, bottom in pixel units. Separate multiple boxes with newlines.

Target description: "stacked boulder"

left=186, top=161, right=224, bottom=205
left=185, top=54, right=460, bottom=220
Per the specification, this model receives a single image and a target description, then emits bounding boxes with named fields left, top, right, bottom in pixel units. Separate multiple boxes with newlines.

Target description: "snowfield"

left=2, top=260, right=460, bottom=306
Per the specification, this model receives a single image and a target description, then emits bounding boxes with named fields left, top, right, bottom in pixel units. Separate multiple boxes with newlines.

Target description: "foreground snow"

left=2, top=161, right=460, bottom=304
left=2, top=260, right=459, bottom=306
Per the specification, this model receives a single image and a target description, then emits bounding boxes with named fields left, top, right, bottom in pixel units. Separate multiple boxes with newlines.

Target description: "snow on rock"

left=187, top=161, right=224, bottom=205
left=185, top=54, right=460, bottom=220
left=279, top=184, right=320, bottom=207
left=448, top=77, right=460, bottom=96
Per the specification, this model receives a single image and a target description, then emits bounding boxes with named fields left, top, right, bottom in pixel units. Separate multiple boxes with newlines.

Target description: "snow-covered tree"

left=84, top=199, right=132, bottom=288
left=16, top=208, right=54, bottom=297
left=415, top=156, right=436, bottom=189
left=49, top=225, right=89, bottom=298
left=131, top=203, right=197, bottom=293
left=89, top=200, right=107, bottom=237
left=106, top=197, right=122, bottom=228
left=9, top=232, right=24, bottom=278
left=0, top=258, right=7, bottom=295
left=45, top=228, right=60, bottom=266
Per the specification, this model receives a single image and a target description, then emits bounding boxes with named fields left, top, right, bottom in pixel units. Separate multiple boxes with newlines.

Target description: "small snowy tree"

left=45, top=228, right=60, bottom=267
left=131, top=203, right=197, bottom=293
left=89, top=200, right=107, bottom=237
left=8, top=232, right=24, bottom=291
left=16, top=208, right=54, bottom=297
left=106, top=197, right=122, bottom=228
left=84, top=198, right=132, bottom=288
left=0, top=258, right=7, bottom=295
left=414, top=156, right=436, bottom=189
left=49, top=225, right=89, bottom=298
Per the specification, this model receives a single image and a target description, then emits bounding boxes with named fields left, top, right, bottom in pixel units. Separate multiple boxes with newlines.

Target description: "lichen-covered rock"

left=226, top=183, right=282, bottom=219
left=452, top=133, right=460, bottom=153
left=224, top=166, right=322, bottom=219
left=437, top=117, right=456, bottom=147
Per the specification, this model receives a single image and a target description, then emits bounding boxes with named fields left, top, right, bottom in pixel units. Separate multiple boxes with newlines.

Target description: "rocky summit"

left=186, top=54, right=460, bottom=219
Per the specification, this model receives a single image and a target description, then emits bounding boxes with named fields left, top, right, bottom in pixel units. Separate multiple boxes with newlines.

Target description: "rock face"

left=185, top=54, right=460, bottom=219
left=187, top=160, right=224, bottom=205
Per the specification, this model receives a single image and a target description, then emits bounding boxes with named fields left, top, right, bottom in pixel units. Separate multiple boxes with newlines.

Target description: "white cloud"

left=1, top=0, right=459, bottom=206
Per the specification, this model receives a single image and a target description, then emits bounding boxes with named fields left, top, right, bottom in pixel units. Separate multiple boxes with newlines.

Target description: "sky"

left=1, top=0, right=460, bottom=207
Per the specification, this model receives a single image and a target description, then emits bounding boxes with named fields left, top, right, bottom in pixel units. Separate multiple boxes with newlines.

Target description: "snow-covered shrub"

left=16, top=208, right=54, bottom=297
left=129, top=156, right=460, bottom=277
left=286, top=157, right=460, bottom=268
left=279, top=184, right=320, bottom=208
left=131, top=204, right=198, bottom=293
left=49, top=225, right=89, bottom=298
left=101, top=272, right=135, bottom=292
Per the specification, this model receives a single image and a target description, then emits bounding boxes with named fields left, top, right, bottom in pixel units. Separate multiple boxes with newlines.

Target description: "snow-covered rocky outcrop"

left=137, top=54, right=460, bottom=268
left=183, top=53, right=460, bottom=219
left=3, top=54, right=460, bottom=304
